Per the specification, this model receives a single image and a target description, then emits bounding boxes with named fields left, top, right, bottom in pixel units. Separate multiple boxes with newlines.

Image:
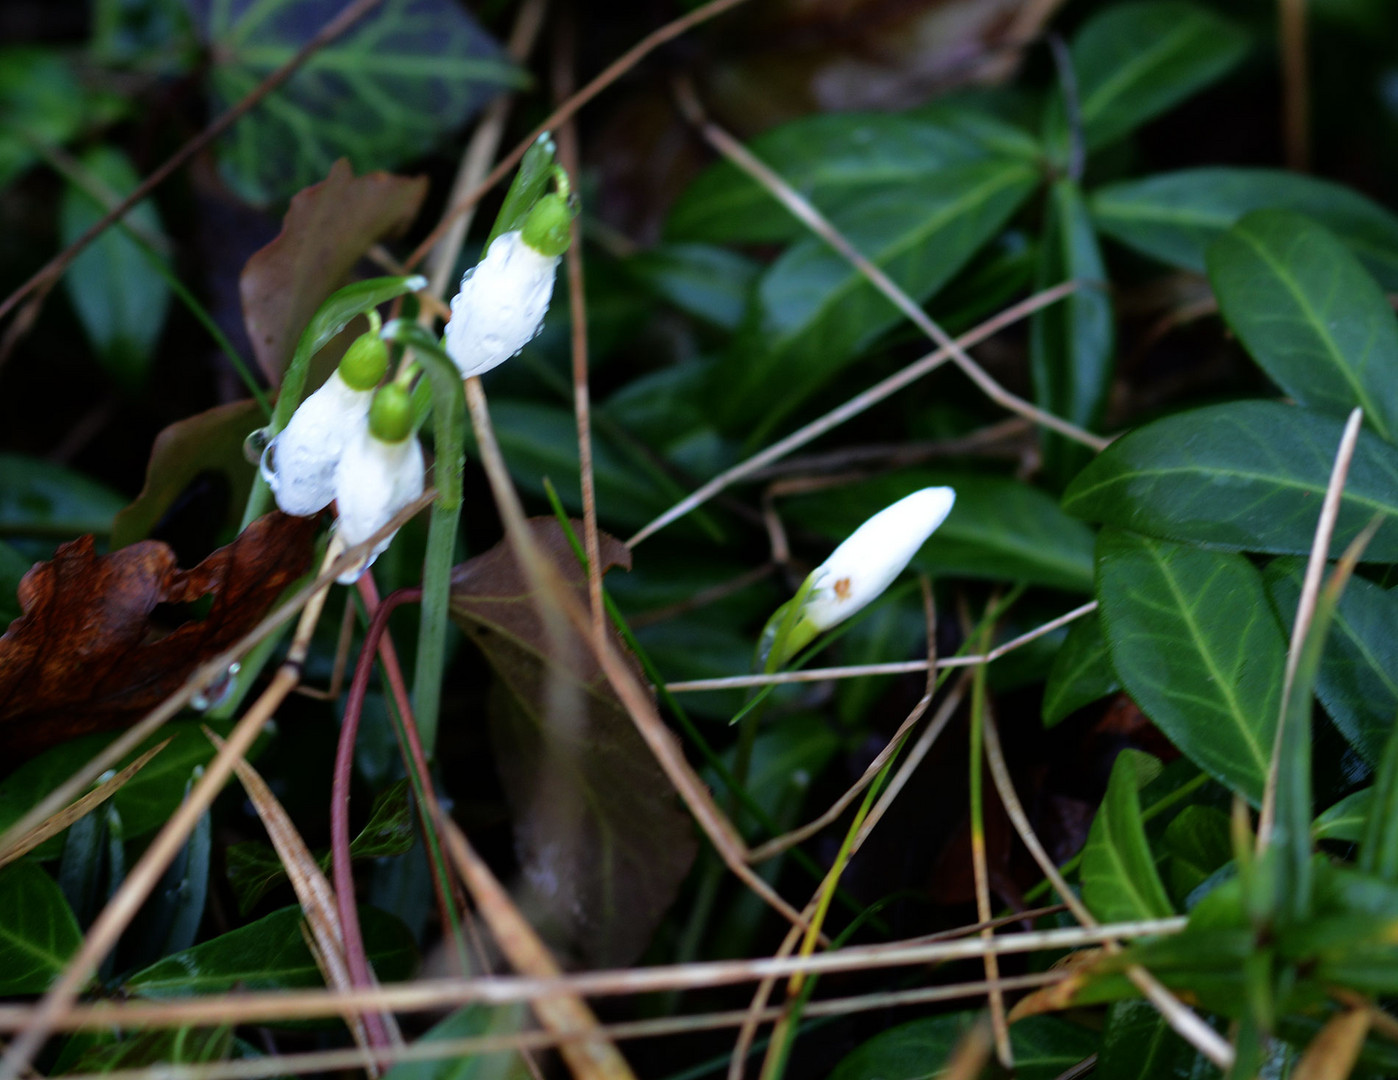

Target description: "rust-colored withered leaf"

left=0, top=512, right=318, bottom=762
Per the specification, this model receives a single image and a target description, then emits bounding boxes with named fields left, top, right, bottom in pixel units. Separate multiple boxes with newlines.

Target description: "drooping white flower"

left=260, top=368, right=373, bottom=517
left=445, top=230, right=560, bottom=379
left=332, top=388, right=424, bottom=584
left=801, top=487, right=956, bottom=632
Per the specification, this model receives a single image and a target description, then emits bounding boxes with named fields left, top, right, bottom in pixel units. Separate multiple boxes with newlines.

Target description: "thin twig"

left=671, top=79, right=1109, bottom=453
left=1258, top=406, right=1363, bottom=848
left=625, top=282, right=1078, bottom=548
left=667, top=601, right=1098, bottom=691
left=0, top=0, right=387, bottom=326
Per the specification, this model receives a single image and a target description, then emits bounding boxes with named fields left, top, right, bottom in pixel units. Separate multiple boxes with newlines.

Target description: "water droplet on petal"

left=244, top=426, right=272, bottom=464
left=259, top=435, right=281, bottom=491
left=191, top=661, right=241, bottom=712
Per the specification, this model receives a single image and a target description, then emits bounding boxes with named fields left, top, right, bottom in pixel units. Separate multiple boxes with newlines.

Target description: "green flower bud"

left=339, top=317, right=388, bottom=390
left=368, top=383, right=414, bottom=443
left=520, top=193, right=574, bottom=257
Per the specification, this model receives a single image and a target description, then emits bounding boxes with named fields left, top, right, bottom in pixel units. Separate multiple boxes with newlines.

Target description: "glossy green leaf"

left=1091, top=167, right=1398, bottom=288
left=1052, top=1, right=1249, bottom=152
left=0, top=862, right=83, bottom=994
left=1314, top=790, right=1369, bottom=844
left=124, top=904, right=416, bottom=996
left=781, top=469, right=1094, bottom=593
left=626, top=244, right=759, bottom=331
left=60, top=146, right=170, bottom=389
left=1266, top=562, right=1398, bottom=764
left=192, top=0, right=521, bottom=204
left=1207, top=210, right=1398, bottom=440
left=1010, top=1017, right=1100, bottom=1080
left=714, top=158, right=1038, bottom=438
left=1063, top=401, right=1398, bottom=561
left=828, top=1013, right=974, bottom=1080
left=1043, top=611, right=1121, bottom=727
left=1082, top=749, right=1175, bottom=923
left=1031, top=179, right=1113, bottom=482
left=667, top=110, right=1034, bottom=244
left=0, top=454, right=125, bottom=537
left=1098, top=999, right=1211, bottom=1080
left=127, top=801, right=212, bottom=965
left=382, top=1005, right=531, bottom=1080
left=1161, top=805, right=1232, bottom=907
left=1096, top=530, right=1284, bottom=803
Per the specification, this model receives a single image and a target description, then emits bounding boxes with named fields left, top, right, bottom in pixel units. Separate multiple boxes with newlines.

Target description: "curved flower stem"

left=380, top=320, right=467, bottom=755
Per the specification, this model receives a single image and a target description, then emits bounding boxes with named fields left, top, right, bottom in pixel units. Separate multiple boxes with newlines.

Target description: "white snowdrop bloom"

left=332, top=419, right=424, bottom=585
left=445, top=230, right=560, bottom=378
left=801, top=487, right=956, bottom=632
left=260, top=369, right=373, bottom=517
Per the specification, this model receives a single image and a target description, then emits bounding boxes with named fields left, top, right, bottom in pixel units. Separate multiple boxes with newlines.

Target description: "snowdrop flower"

left=802, top=487, right=956, bottom=632
left=333, top=383, right=424, bottom=584
left=260, top=328, right=388, bottom=517
left=445, top=194, right=572, bottom=379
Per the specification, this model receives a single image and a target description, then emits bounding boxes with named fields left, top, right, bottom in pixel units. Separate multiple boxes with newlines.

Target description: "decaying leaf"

left=0, top=512, right=318, bottom=762
left=240, top=159, right=428, bottom=385
left=1007, top=948, right=1108, bottom=1021
left=449, top=519, right=697, bottom=968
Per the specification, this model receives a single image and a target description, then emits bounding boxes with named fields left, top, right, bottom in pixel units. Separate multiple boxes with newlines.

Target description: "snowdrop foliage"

left=802, top=487, right=956, bottom=631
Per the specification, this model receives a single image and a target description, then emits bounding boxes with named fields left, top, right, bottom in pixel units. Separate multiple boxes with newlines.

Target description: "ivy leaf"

left=1096, top=530, right=1283, bottom=804
left=1062, top=401, right=1398, bottom=561
left=0, top=862, right=83, bottom=994
left=192, top=0, right=522, bottom=204
left=1207, top=210, right=1398, bottom=442
left=1091, top=167, right=1398, bottom=289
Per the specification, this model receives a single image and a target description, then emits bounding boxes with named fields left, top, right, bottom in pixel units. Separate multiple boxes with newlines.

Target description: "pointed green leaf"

left=1082, top=749, right=1175, bottom=923
left=1043, top=611, right=1121, bottom=727
left=1063, top=401, right=1398, bottom=561
left=382, top=1005, right=531, bottom=1080
left=1052, top=1, right=1249, bottom=152
left=1161, top=805, right=1233, bottom=907
left=829, top=1014, right=975, bottom=1080
left=1091, top=167, right=1398, bottom=288
left=714, top=158, right=1038, bottom=438
left=1207, top=210, right=1398, bottom=440
left=1010, top=1017, right=1100, bottom=1080
left=194, top=0, right=522, bottom=204
left=1098, top=999, right=1211, bottom=1080
left=1031, top=179, right=1113, bottom=482
left=1266, top=563, right=1398, bottom=764
left=1096, top=530, right=1284, bottom=803
left=0, top=862, right=83, bottom=994
left=1314, top=790, right=1370, bottom=844
left=1361, top=712, right=1398, bottom=882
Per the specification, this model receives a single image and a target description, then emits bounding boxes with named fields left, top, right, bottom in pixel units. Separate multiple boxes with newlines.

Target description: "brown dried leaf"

left=112, top=399, right=263, bottom=547
left=1007, top=948, right=1107, bottom=1021
left=240, top=159, right=428, bottom=385
left=1293, top=1008, right=1372, bottom=1080
left=449, top=519, right=697, bottom=969
left=0, top=512, right=318, bottom=761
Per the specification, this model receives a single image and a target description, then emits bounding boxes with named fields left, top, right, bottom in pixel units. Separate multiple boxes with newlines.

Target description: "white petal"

left=802, top=487, right=956, bottom=631
left=333, top=429, right=425, bottom=584
left=261, top=370, right=372, bottom=517
left=445, top=231, right=559, bottom=378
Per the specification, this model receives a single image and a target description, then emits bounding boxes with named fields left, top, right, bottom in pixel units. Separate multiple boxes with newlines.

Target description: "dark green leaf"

left=1052, top=1, right=1249, bottom=152
left=1314, top=790, right=1369, bottom=843
left=0, top=541, right=31, bottom=623
left=382, top=1005, right=531, bottom=1080
left=828, top=1013, right=974, bottom=1080
left=1063, top=401, right=1398, bottom=561
left=626, top=244, right=759, bottom=331
left=449, top=520, right=697, bottom=968
left=1361, top=709, right=1398, bottom=882
left=1010, top=1017, right=1100, bottom=1080
left=0, top=454, right=125, bottom=537
left=667, top=110, right=1034, bottom=244
left=714, top=159, right=1038, bottom=438
left=127, top=801, right=212, bottom=965
left=1098, top=999, right=1212, bottom=1080
left=0, top=49, right=119, bottom=186
left=0, top=862, right=83, bottom=994
left=64, top=1027, right=232, bottom=1074
left=781, top=469, right=1095, bottom=593
left=1043, top=611, right=1120, bottom=727
left=193, top=0, right=521, bottom=204
left=124, top=904, right=416, bottom=996
left=224, top=842, right=288, bottom=917
left=1082, top=749, right=1175, bottom=922
left=1031, top=179, right=1113, bottom=482
left=1207, top=210, right=1398, bottom=440
left=1090, top=168, right=1398, bottom=289
left=1096, top=530, right=1285, bottom=803
left=1265, top=562, right=1398, bottom=764
left=484, top=133, right=558, bottom=251
left=1161, top=805, right=1233, bottom=908
left=60, top=147, right=170, bottom=389
left=91, top=0, right=198, bottom=70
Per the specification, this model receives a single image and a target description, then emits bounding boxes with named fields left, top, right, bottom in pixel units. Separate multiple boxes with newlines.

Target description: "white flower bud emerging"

left=260, top=369, right=373, bottom=517
left=332, top=427, right=425, bottom=584
left=801, top=487, right=956, bottom=631
left=445, top=230, right=560, bottom=378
